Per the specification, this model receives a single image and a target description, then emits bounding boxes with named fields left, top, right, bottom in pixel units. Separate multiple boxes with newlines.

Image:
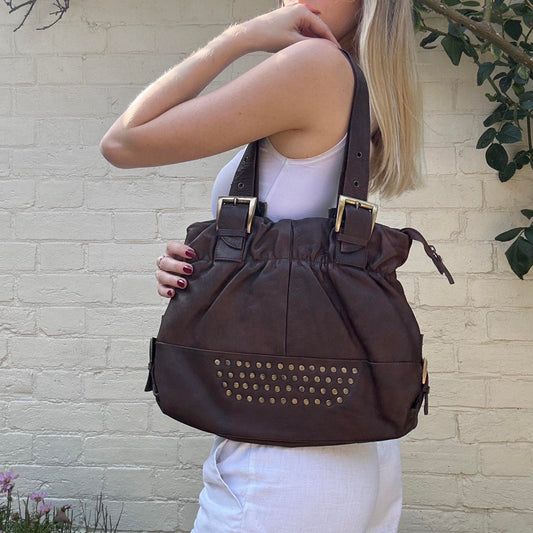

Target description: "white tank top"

left=210, top=133, right=349, bottom=222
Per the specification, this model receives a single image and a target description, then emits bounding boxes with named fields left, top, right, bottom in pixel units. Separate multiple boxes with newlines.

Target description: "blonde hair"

left=277, top=0, right=424, bottom=198
left=352, top=0, right=424, bottom=197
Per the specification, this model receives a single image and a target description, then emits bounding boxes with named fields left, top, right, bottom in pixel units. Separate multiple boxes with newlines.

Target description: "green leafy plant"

left=414, top=0, right=533, bottom=278
left=0, top=471, right=123, bottom=533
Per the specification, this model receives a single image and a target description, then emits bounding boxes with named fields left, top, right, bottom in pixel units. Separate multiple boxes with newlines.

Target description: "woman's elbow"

left=99, top=134, right=135, bottom=169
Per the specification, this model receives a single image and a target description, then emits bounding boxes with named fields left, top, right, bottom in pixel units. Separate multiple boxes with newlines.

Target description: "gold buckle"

left=216, top=196, right=257, bottom=234
left=334, top=194, right=378, bottom=233
left=422, top=357, right=428, bottom=385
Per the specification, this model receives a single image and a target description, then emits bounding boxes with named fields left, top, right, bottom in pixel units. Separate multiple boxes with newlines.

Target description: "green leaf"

left=516, top=65, right=530, bottom=80
left=503, top=19, right=523, bottom=41
left=500, top=161, right=517, bottom=182
left=495, top=227, right=524, bottom=241
left=499, top=74, right=512, bottom=93
left=420, top=32, right=440, bottom=49
left=519, top=91, right=533, bottom=110
left=477, top=62, right=495, bottom=85
left=441, top=35, right=464, bottom=65
left=525, top=227, right=533, bottom=242
left=496, top=123, right=522, bottom=144
left=483, top=103, right=508, bottom=127
left=486, top=143, right=508, bottom=171
left=505, top=237, right=533, bottom=279
left=515, top=150, right=531, bottom=168
left=521, top=209, right=533, bottom=219
left=477, top=128, right=496, bottom=149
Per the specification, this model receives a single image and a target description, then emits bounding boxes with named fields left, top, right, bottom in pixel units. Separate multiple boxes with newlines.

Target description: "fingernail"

left=185, top=248, right=196, bottom=258
left=167, top=289, right=174, bottom=297
left=177, top=279, right=186, bottom=288
left=183, top=265, right=193, bottom=274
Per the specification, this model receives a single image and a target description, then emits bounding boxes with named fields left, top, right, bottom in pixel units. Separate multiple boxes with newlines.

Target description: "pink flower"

left=0, top=471, right=19, bottom=494
left=39, top=503, right=52, bottom=515
left=29, top=490, right=47, bottom=502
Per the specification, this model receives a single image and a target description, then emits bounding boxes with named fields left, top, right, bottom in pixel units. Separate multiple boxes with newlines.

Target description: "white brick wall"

left=1, top=2, right=532, bottom=532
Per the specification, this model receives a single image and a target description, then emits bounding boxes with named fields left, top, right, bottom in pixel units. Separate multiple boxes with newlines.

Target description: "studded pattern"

left=213, top=358, right=358, bottom=407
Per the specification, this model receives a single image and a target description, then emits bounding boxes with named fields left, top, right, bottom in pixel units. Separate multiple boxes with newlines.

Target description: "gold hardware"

left=343, top=388, right=349, bottom=395
left=422, top=358, right=428, bottom=385
left=216, top=371, right=223, bottom=377
left=330, top=366, right=337, bottom=373
left=236, top=394, right=242, bottom=400
left=236, top=360, right=242, bottom=367
left=225, top=359, right=231, bottom=366
left=341, top=367, right=347, bottom=373
left=228, top=372, right=234, bottom=378
left=352, top=368, right=358, bottom=374
left=319, top=366, right=326, bottom=373
left=337, top=397, right=343, bottom=404
left=214, top=359, right=221, bottom=366
left=239, top=372, right=245, bottom=378
left=335, top=194, right=378, bottom=233
left=244, top=361, right=251, bottom=368
left=226, top=390, right=232, bottom=396
left=303, top=399, right=310, bottom=406
left=348, top=378, right=354, bottom=384
left=258, top=396, right=265, bottom=403
left=216, top=196, right=257, bottom=234
left=337, top=378, right=343, bottom=384
left=266, top=362, right=272, bottom=369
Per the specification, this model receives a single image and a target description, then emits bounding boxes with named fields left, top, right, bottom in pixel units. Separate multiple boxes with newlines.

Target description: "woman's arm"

left=99, top=5, right=341, bottom=169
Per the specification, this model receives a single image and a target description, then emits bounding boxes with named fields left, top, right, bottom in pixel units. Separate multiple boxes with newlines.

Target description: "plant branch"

left=417, top=0, right=533, bottom=70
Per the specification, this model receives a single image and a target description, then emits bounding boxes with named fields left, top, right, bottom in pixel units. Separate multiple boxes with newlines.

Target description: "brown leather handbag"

left=145, top=49, right=454, bottom=447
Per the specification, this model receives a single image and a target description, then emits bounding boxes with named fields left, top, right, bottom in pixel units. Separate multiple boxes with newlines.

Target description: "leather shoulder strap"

left=229, top=47, right=371, bottom=204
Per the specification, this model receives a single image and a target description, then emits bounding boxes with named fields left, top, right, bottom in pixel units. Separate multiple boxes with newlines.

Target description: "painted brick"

left=32, top=435, right=83, bottom=465
left=114, top=213, right=157, bottom=240
left=488, top=310, right=533, bottom=341
left=82, top=370, right=147, bottom=401
left=36, top=179, right=84, bottom=208
left=179, top=502, right=200, bottom=533
left=470, top=278, right=533, bottom=308
left=464, top=210, right=526, bottom=241
left=8, top=337, right=107, bottom=369
left=422, top=81, right=454, bottom=112
left=39, top=243, right=84, bottom=271
left=153, top=468, right=203, bottom=499
left=421, top=342, right=456, bottom=373
left=178, top=436, right=214, bottom=467
left=0, top=57, right=34, bottom=84
left=37, top=306, right=86, bottom=336
left=104, top=402, right=150, bottom=433
left=0, top=117, right=34, bottom=146
left=36, top=56, right=83, bottom=84
left=399, top=509, right=485, bottom=533
left=0, top=88, right=12, bottom=115
left=82, top=0, right=181, bottom=24
left=33, top=371, right=83, bottom=400
left=159, top=210, right=213, bottom=240
left=0, top=275, right=14, bottom=302
left=408, top=209, right=460, bottom=240
left=101, top=500, right=178, bottom=532
left=15, top=212, right=112, bottom=240
left=115, top=275, right=162, bottom=305
left=0, top=433, right=33, bottom=461
left=0, top=242, right=36, bottom=270
left=0, top=180, right=35, bottom=208
left=487, top=511, right=533, bottom=532
left=457, top=146, right=491, bottom=174
left=484, top=177, right=533, bottom=208
left=429, top=375, right=485, bottom=408
left=415, top=308, right=488, bottom=342
left=18, top=274, right=112, bottom=303
left=86, top=180, right=182, bottom=209
left=107, top=338, right=150, bottom=369
left=418, top=276, right=468, bottom=306
left=36, top=118, right=81, bottom=146
left=0, top=212, right=12, bottom=239
left=8, top=402, right=104, bottom=432
left=86, top=307, right=161, bottom=336
left=462, top=476, right=533, bottom=510
left=103, top=467, right=153, bottom=498
left=87, top=243, right=164, bottom=272
left=424, top=113, right=474, bottom=145
left=155, top=25, right=224, bottom=54
left=108, top=25, right=156, bottom=53
left=0, top=306, right=36, bottom=334
left=458, top=410, right=533, bottom=443
left=480, top=444, right=533, bottom=476
left=457, top=343, right=532, bottom=376
left=404, top=409, right=457, bottom=441
left=83, top=436, right=177, bottom=466
left=178, top=0, right=232, bottom=23
left=400, top=441, right=479, bottom=475
left=487, top=379, right=533, bottom=408
left=403, top=473, right=460, bottom=507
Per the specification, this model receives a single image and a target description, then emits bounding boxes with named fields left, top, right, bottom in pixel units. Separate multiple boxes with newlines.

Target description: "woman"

left=100, top=1, right=423, bottom=531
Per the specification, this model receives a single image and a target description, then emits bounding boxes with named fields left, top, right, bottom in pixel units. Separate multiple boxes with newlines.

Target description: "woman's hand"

left=155, top=241, right=196, bottom=298
left=238, top=3, right=340, bottom=54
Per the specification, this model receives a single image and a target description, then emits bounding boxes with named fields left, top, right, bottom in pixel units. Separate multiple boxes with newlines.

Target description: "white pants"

left=191, top=436, right=402, bottom=533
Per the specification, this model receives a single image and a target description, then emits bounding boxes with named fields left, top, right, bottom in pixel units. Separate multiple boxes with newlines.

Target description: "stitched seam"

left=284, top=221, right=294, bottom=356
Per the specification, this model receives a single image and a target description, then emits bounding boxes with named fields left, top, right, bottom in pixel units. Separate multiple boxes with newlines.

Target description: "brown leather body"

left=145, top=49, right=453, bottom=447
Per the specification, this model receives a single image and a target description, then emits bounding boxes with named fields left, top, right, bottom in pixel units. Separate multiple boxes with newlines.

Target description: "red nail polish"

left=185, top=248, right=196, bottom=258
left=177, top=279, right=186, bottom=288
left=167, top=289, right=174, bottom=297
left=183, top=265, right=193, bottom=274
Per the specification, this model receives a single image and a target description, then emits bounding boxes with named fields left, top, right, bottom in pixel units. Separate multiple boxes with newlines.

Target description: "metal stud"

left=236, top=394, right=242, bottom=400
left=348, top=378, right=354, bottom=384
left=217, top=371, right=223, bottom=377
left=320, top=366, right=326, bottom=373
left=288, top=364, right=295, bottom=371
left=214, top=359, right=221, bottom=366
left=281, top=374, right=288, bottom=381
left=253, top=384, right=259, bottom=391
left=292, top=375, right=298, bottom=382
left=281, top=397, right=287, bottom=404
left=341, top=367, right=347, bottom=373
left=299, top=386, right=305, bottom=393
left=343, top=388, right=349, bottom=394
left=299, top=365, right=305, bottom=371
left=236, top=360, right=242, bottom=367
left=260, top=373, right=266, bottom=380
left=245, top=361, right=251, bottom=368
left=259, top=396, right=265, bottom=403
left=352, top=368, right=358, bottom=374
left=242, top=383, right=249, bottom=390
left=320, top=387, right=326, bottom=394
left=337, top=377, right=343, bottom=384
left=326, top=399, right=332, bottom=406
left=303, top=399, right=310, bottom=406
left=277, top=363, right=284, bottom=370
left=266, top=362, right=272, bottom=369
left=309, top=387, right=316, bottom=393
left=309, top=365, right=315, bottom=371
left=269, top=398, right=276, bottom=404
left=274, top=385, right=281, bottom=392
left=332, top=388, right=338, bottom=395
left=264, top=384, right=271, bottom=391
left=292, top=398, right=298, bottom=405
left=315, top=398, right=321, bottom=405
left=314, top=376, right=321, bottom=383
left=325, top=377, right=332, bottom=383
left=286, top=385, right=293, bottom=392
left=222, top=381, right=228, bottom=388
left=239, top=372, right=245, bottom=378
left=303, top=375, right=309, bottom=382
left=228, top=372, right=234, bottom=378
left=256, top=362, right=262, bottom=368
left=337, top=397, right=343, bottom=404
left=331, top=366, right=337, bottom=373
left=226, top=390, right=232, bottom=396
left=233, top=382, right=239, bottom=388
left=246, top=395, right=253, bottom=402
left=272, top=374, right=278, bottom=381
left=225, top=359, right=231, bottom=366
left=250, top=372, right=256, bottom=379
